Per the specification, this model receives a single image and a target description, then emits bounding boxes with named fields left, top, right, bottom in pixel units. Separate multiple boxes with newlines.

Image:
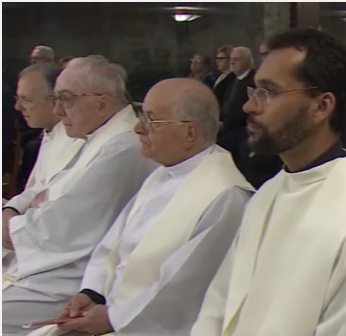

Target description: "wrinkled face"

left=54, top=68, right=104, bottom=138
left=215, top=52, right=230, bottom=73
left=190, top=55, right=208, bottom=74
left=134, top=92, right=193, bottom=166
left=230, top=49, right=250, bottom=75
left=243, top=48, right=322, bottom=156
left=15, top=71, right=56, bottom=129
left=30, top=49, right=52, bottom=64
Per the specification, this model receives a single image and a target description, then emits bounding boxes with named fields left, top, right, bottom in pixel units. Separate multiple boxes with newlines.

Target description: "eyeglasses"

left=134, top=105, right=191, bottom=134
left=247, top=86, right=319, bottom=106
left=53, top=91, right=103, bottom=108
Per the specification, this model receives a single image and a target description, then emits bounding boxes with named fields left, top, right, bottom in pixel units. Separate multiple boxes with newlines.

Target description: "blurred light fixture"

left=172, top=6, right=203, bottom=22
left=173, top=14, right=201, bottom=22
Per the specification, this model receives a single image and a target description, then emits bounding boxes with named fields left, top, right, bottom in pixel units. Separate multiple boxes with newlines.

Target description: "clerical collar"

left=236, top=68, right=251, bottom=80
left=286, top=140, right=345, bottom=173
left=85, top=108, right=124, bottom=142
left=164, top=145, right=216, bottom=178
left=43, top=122, right=59, bottom=141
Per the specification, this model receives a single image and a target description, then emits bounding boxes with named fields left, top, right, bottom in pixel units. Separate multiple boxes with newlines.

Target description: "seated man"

left=3, top=64, right=85, bottom=264
left=28, top=78, right=253, bottom=336
left=2, top=57, right=157, bottom=336
left=191, top=28, right=346, bottom=336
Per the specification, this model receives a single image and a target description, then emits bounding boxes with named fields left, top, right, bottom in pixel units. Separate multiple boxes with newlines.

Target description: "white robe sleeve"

left=9, top=137, right=156, bottom=278
left=5, top=183, right=44, bottom=214
left=189, top=236, right=238, bottom=336
left=315, top=242, right=346, bottom=336
left=80, top=197, right=137, bottom=295
left=109, top=187, right=251, bottom=336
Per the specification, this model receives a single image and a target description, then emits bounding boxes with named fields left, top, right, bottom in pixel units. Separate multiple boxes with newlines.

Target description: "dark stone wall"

left=3, top=3, right=273, bottom=100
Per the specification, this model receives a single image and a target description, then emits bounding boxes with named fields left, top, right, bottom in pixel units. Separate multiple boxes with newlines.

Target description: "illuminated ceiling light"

left=173, top=14, right=201, bottom=22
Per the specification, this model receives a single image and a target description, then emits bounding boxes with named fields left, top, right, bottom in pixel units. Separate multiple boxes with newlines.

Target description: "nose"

left=134, top=119, right=144, bottom=135
left=14, top=99, right=22, bottom=112
left=53, top=100, right=66, bottom=117
left=243, top=98, right=261, bottom=115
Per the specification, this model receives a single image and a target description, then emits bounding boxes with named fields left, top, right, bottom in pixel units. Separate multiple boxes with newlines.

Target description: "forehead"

left=55, top=68, right=86, bottom=92
left=18, top=71, right=45, bottom=91
left=31, top=48, right=42, bottom=57
left=217, top=52, right=227, bottom=58
left=231, top=49, right=245, bottom=58
left=256, top=47, right=307, bottom=88
left=143, top=87, right=174, bottom=117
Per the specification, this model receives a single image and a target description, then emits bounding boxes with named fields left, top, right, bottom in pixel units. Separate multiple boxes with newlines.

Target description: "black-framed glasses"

left=247, top=86, right=319, bottom=106
left=53, top=91, right=103, bottom=108
left=133, top=104, right=191, bottom=134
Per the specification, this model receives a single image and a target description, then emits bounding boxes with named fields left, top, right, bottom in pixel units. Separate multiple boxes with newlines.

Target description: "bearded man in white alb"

left=191, top=28, right=346, bottom=336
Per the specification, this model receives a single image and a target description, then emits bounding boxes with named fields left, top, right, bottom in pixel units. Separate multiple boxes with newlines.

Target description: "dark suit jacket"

left=217, top=69, right=256, bottom=163
left=237, top=140, right=282, bottom=189
left=213, top=73, right=236, bottom=113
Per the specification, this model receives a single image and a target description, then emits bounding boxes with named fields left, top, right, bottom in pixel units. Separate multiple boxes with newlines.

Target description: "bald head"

left=230, top=46, right=254, bottom=76
left=30, top=45, right=54, bottom=64
left=145, top=78, right=220, bottom=144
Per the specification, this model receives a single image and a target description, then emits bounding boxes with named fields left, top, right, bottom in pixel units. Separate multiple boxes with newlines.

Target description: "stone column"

left=263, top=2, right=291, bottom=39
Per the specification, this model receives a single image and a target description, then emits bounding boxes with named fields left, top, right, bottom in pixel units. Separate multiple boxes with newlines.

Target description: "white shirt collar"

left=236, top=68, right=251, bottom=80
left=163, top=145, right=216, bottom=179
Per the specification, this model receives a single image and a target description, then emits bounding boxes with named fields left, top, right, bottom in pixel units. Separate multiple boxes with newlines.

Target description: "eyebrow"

left=255, top=78, right=281, bottom=90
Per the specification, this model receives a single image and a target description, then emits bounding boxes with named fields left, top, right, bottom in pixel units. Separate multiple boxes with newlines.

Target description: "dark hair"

left=266, top=28, right=346, bottom=133
left=19, top=63, right=62, bottom=93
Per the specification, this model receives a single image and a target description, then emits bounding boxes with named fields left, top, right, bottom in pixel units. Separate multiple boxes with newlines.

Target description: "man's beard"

left=247, top=106, right=312, bottom=156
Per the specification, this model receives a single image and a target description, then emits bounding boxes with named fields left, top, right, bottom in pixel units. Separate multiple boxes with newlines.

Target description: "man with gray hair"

left=2, top=63, right=85, bottom=260
left=29, top=78, right=253, bottom=336
left=30, top=45, right=55, bottom=64
left=218, top=46, right=255, bottom=166
left=2, top=57, right=157, bottom=335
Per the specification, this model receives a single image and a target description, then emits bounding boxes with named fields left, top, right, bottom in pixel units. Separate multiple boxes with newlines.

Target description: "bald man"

left=29, top=78, right=253, bottom=336
left=30, top=46, right=54, bottom=64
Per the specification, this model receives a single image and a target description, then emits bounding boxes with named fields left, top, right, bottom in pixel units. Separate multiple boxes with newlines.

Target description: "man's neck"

left=44, top=120, right=59, bottom=133
left=235, top=68, right=251, bottom=79
left=280, top=132, right=339, bottom=172
left=169, top=144, right=212, bottom=167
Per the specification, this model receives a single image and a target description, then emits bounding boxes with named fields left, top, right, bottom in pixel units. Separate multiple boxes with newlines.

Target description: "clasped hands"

left=57, top=293, right=114, bottom=335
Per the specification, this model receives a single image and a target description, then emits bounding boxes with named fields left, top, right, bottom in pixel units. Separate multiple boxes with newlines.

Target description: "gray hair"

left=32, top=45, right=55, bottom=61
left=66, top=56, right=127, bottom=100
left=171, top=89, right=219, bottom=145
left=233, top=46, right=254, bottom=67
left=19, top=63, right=61, bottom=95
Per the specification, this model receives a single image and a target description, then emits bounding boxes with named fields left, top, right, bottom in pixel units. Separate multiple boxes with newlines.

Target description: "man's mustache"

left=247, top=116, right=265, bottom=129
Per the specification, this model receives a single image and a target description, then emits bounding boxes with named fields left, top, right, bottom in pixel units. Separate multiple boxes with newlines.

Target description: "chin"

left=140, top=147, right=152, bottom=159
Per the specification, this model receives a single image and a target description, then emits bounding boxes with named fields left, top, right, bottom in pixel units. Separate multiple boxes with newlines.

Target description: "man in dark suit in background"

left=217, top=46, right=255, bottom=166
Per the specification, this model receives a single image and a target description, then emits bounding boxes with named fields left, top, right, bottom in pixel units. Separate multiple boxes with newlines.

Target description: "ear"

left=98, top=95, right=108, bottom=115
left=312, top=92, right=335, bottom=125
left=184, top=123, right=198, bottom=144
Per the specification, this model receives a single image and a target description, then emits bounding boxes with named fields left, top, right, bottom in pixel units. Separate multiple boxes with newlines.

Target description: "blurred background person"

left=30, top=45, right=54, bottom=65
left=189, top=54, right=215, bottom=88
left=58, top=56, right=75, bottom=69
left=213, top=45, right=236, bottom=113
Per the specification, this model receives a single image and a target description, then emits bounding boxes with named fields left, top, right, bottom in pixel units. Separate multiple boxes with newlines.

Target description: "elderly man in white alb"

left=2, top=64, right=85, bottom=269
left=191, top=28, right=346, bottom=336
left=2, top=57, right=157, bottom=336
left=28, top=78, right=253, bottom=336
